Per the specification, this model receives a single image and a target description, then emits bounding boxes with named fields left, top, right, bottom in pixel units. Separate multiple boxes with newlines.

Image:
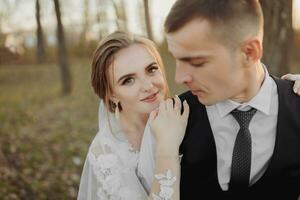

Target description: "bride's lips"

left=141, top=91, right=159, bottom=103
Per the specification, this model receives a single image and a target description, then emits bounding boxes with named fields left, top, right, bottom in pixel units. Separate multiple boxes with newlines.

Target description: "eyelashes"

left=190, top=62, right=207, bottom=68
left=148, top=65, right=159, bottom=74
left=122, top=77, right=134, bottom=85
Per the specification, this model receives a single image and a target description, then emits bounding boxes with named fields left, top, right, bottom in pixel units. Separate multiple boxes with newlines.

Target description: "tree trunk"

left=53, top=0, right=72, bottom=94
left=80, top=0, right=89, bottom=46
left=143, top=0, right=153, bottom=40
left=260, top=0, right=293, bottom=76
left=112, top=0, right=128, bottom=32
left=35, top=0, right=46, bottom=63
left=0, top=18, right=4, bottom=47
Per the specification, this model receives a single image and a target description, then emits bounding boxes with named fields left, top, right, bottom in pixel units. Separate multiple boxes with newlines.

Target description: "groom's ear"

left=240, top=37, right=263, bottom=65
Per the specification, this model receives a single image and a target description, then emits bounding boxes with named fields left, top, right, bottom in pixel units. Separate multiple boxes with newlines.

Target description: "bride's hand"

left=281, top=73, right=300, bottom=95
left=149, top=95, right=189, bottom=155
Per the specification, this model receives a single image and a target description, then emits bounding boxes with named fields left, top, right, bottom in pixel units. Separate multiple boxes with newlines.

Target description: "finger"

left=281, top=73, right=292, bottom=80
left=149, top=108, right=158, bottom=121
left=174, top=95, right=182, bottom=114
left=166, top=98, right=174, bottom=111
left=171, top=97, right=175, bottom=107
left=182, top=100, right=190, bottom=120
left=293, top=79, right=300, bottom=95
left=158, top=100, right=166, bottom=114
left=282, top=74, right=300, bottom=81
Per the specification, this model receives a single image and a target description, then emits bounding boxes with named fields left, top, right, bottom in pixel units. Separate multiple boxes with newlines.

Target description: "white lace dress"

left=77, top=131, right=149, bottom=200
left=78, top=101, right=162, bottom=200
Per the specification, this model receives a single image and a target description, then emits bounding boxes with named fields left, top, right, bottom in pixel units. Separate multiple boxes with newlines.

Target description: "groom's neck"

left=230, top=62, right=265, bottom=104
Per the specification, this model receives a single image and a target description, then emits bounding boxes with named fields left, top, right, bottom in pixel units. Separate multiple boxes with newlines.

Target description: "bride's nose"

left=140, top=78, right=154, bottom=92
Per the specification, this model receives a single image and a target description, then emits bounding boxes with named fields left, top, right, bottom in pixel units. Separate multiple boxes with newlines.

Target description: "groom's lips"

left=191, top=89, right=205, bottom=96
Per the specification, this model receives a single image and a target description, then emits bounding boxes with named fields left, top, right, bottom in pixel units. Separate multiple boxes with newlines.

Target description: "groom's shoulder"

left=272, top=75, right=300, bottom=107
left=178, top=90, right=192, bottom=100
left=178, top=90, right=195, bottom=102
left=178, top=91, right=205, bottom=108
left=272, top=76, right=298, bottom=98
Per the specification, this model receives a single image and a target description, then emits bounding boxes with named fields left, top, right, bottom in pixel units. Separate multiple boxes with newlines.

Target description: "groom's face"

left=167, top=19, right=246, bottom=105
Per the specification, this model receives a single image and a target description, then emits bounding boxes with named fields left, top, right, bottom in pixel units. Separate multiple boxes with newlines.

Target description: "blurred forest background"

left=0, top=0, right=300, bottom=199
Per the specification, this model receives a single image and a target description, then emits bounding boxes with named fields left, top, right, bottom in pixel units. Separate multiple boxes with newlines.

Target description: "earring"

left=115, top=102, right=120, bottom=119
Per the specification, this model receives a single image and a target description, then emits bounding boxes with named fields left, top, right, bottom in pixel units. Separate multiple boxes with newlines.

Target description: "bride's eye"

left=148, top=65, right=159, bottom=75
left=122, top=77, right=135, bottom=85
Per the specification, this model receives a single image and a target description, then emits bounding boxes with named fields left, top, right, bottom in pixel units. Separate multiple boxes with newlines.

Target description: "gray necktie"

left=229, top=108, right=257, bottom=191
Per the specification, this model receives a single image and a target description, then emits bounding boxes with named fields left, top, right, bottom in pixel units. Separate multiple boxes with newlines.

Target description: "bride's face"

left=110, top=44, right=166, bottom=115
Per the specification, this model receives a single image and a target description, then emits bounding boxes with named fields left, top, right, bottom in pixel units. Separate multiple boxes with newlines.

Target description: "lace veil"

left=77, top=100, right=156, bottom=200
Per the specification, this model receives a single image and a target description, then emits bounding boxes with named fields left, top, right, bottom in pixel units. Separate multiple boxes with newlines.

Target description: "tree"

left=53, top=0, right=72, bottom=94
left=0, top=0, right=19, bottom=45
left=35, top=0, right=46, bottom=63
left=260, top=0, right=293, bottom=76
left=143, top=0, right=153, bottom=40
left=112, top=0, right=128, bottom=31
left=79, top=0, right=89, bottom=46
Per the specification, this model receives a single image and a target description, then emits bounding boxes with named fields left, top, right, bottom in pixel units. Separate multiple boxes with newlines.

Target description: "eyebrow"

left=117, top=62, right=157, bottom=84
left=178, top=56, right=208, bottom=63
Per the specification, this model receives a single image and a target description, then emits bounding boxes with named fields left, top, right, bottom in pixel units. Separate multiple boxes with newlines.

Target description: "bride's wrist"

left=155, top=153, right=181, bottom=162
left=155, top=144, right=179, bottom=157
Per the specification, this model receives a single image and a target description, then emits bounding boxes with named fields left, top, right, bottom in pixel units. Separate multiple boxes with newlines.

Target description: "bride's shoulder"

left=87, top=132, right=105, bottom=157
left=87, top=132, right=117, bottom=159
left=86, top=135, right=121, bottom=172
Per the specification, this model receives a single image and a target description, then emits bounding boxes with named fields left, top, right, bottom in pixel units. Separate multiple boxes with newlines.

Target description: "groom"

left=165, top=0, right=300, bottom=199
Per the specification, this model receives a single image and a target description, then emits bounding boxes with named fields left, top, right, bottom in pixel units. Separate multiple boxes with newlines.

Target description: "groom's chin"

left=196, top=95, right=216, bottom=106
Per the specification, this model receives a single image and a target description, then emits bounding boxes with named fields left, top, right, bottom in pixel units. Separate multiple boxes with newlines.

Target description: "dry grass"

left=0, top=60, right=99, bottom=199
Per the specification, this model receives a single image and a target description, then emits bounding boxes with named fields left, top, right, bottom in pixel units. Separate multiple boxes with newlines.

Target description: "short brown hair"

left=165, top=0, right=264, bottom=47
left=91, top=31, right=169, bottom=112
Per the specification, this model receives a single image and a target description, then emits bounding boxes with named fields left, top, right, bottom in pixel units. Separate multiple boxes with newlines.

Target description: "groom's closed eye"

left=190, top=61, right=207, bottom=68
left=179, top=57, right=209, bottom=68
left=189, top=57, right=208, bottom=68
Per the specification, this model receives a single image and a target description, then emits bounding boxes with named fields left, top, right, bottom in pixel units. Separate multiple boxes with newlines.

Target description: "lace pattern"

left=152, top=169, right=177, bottom=200
left=88, top=136, right=141, bottom=200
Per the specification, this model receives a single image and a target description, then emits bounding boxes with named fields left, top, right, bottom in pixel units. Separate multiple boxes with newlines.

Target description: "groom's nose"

left=175, top=61, right=192, bottom=84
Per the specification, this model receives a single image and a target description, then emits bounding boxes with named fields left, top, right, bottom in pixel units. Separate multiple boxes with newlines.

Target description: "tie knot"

left=231, top=108, right=257, bottom=129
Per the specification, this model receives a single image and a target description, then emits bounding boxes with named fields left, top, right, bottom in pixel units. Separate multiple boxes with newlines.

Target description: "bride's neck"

left=119, top=110, right=149, bottom=139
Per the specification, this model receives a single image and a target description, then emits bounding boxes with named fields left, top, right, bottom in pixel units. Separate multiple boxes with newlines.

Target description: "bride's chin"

left=151, top=101, right=161, bottom=108
left=142, top=103, right=160, bottom=113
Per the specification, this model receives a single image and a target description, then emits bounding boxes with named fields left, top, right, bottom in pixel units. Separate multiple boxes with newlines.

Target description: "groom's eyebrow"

left=179, top=56, right=207, bottom=63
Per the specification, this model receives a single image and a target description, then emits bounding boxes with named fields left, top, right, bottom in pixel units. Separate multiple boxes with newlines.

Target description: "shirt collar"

left=215, top=64, right=274, bottom=118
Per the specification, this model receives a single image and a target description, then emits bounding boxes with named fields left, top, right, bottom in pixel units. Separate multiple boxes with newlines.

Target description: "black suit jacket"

left=179, top=77, right=300, bottom=200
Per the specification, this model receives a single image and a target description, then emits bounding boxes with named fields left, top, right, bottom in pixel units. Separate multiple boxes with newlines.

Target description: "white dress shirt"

left=206, top=67, right=278, bottom=191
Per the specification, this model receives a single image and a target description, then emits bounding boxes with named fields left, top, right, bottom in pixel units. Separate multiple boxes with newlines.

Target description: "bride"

left=77, top=31, right=300, bottom=200
left=77, top=31, right=188, bottom=200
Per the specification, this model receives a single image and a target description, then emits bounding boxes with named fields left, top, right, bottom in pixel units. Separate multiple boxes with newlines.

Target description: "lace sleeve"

left=78, top=143, right=129, bottom=200
left=151, top=169, right=177, bottom=200
left=77, top=151, right=101, bottom=200
left=147, top=154, right=183, bottom=200
left=88, top=152, right=122, bottom=199
left=77, top=137, right=148, bottom=200
left=78, top=131, right=119, bottom=199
